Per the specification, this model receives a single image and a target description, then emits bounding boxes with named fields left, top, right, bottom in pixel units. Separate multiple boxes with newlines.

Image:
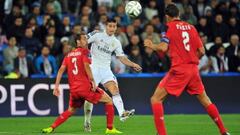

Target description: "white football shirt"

left=87, top=31, right=125, bottom=69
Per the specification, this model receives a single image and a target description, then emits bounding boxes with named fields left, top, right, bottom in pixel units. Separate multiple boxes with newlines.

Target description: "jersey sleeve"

left=87, top=31, right=98, bottom=43
left=193, top=27, right=203, bottom=48
left=160, top=25, right=170, bottom=44
left=114, top=40, right=125, bottom=57
left=61, top=57, right=67, bottom=66
left=82, top=49, right=92, bottom=64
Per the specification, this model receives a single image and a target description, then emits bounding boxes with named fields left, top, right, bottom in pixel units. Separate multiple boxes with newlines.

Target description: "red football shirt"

left=163, top=20, right=203, bottom=67
left=62, top=48, right=91, bottom=92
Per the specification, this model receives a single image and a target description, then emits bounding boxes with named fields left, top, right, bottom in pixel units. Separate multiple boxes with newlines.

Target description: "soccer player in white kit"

left=84, top=18, right=142, bottom=132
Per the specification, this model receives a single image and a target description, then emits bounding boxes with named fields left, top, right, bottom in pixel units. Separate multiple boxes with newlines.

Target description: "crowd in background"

left=0, top=0, right=239, bottom=78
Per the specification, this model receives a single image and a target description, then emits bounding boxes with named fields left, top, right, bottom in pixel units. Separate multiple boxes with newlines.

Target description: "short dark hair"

left=106, top=18, right=117, bottom=24
left=15, top=16, right=23, bottom=20
left=18, top=47, right=26, bottom=52
left=42, top=46, right=50, bottom=51
left=7, top=36, right=16, bottom=40
left=152, top=15, right=160, bottom=19
left=165, top=4, right=180, bottom=18
left=73, top=23, right=81, bottom=28
left=217, top=45, right=225, bottom=50
left=75, top=32, right=86, bottom=44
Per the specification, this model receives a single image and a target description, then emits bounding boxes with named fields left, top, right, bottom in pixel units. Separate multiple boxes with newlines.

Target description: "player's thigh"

left=84, top=88, right=106, bottom=104
left=69, top=93, right=85, bottom=109
left=151, top=87, right=168, bottom=103
left=91, top=67, right=101, bottom=85
left=196, top=90, right=212, bottom=108
left=103, top=81, right=119, bottom=95
left=187, top=66, right=205, bottom=95
left=101, top=70, right=118, bottom=92
left=159, top=69, right=189, bottom=97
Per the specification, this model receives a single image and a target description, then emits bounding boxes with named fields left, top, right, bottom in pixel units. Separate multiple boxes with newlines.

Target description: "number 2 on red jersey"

left=182, top=31, right=190, bottom=51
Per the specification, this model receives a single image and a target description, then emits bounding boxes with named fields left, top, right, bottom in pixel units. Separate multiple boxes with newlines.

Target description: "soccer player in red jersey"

left=144, top=4, right=230, bottom=135
left=41, top=33, right=122, bottom=134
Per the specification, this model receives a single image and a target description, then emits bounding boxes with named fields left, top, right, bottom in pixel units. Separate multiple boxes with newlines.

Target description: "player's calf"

left=196, top=91, right=228, bottom=134
left=105, top=82, right=131, bottom=120
left=42, top=107, right=76, bottom=134
left=151, top=87, right=168, bottom=135
left=98, top=91, right=118, bottom=131
left=84, top=101, right=93, bottom=132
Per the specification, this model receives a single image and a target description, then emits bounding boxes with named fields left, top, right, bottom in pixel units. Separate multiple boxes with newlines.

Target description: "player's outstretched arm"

left=197, top=46, right=205, bottom=58
left=117, top=56, right=142, bottom=72
left=84, top=62, right=96, bottom=91
left=53, top=65, right=66, bottom=97
left=86, top=30, right=99, bottom=44
left=144, top=39, right=168, bottom=52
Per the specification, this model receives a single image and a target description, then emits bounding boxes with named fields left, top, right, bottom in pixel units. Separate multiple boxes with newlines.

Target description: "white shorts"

left=91, top=67, right=118, bottom=86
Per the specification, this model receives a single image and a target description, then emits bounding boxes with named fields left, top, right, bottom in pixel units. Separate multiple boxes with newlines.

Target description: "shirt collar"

left=104, top=30, right=114, bottom=37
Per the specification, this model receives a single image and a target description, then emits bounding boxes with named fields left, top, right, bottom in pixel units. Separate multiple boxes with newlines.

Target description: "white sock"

left=112, top=94, right=125, bottom=116
left=84, top=101, right=93, bottom=124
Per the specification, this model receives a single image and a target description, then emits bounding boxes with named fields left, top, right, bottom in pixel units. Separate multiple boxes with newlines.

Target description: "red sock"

left=152, top=103, right=167, bottom=135
left=51, top=110, right=73, bottom=129
left=206, top=104, right=227, bottom=134
left=105, top=104, right=114, bottom=130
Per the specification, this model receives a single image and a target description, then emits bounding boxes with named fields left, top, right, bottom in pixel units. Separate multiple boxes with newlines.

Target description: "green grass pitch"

left=0, top=114, right=239, bottom=135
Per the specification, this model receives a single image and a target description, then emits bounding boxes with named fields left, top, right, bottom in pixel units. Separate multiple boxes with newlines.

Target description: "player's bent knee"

left=106, top=99, right=113, bottom=105
left=151, top=95, right=160, bottom=104
left=105, top=98, right=113, bottom=105
left=68, top=107, right=77, bottom=113
left=109, top=88, right=119, bottom=96
left=100, top=93, right=113, bottom=104
left=202, top=97, right=212, bottom=107
left=197, top=92, right=212, bottom=107
left=105, top=82, right=119, bottom=95
left=86, top=109, right=92, bottom=113
left=106, top=95, right=113, bottom=103
left=84, top=101, right=93, bottom=108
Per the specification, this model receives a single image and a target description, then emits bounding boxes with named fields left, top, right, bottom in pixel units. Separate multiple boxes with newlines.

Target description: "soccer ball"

left=125, top=1, right=142, bottom=18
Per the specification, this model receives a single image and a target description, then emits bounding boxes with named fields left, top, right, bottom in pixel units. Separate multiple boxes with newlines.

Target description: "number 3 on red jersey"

left=182, top=31, right=190, bottom=51
left=72, top=57, right=78, bottom=75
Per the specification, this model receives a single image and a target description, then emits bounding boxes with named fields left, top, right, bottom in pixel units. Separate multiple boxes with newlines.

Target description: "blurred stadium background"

left=0, top=0, right=240, bottom=134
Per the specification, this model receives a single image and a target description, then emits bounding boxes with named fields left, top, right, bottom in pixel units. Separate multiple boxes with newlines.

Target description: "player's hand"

left=94, top=30, right=99, bottom=32
left=91, top=80, right=97, bottom=92
left=133, top=63, right=142, bottom=72
left=144, top=39, right=154, bottom=49
left=53, top=87, right=60, bottom=97
left=208, top=59, right=212, bottom=66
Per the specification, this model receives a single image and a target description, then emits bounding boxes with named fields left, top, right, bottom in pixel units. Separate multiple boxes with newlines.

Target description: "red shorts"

left=158, top=64, right=205, bottom=97
left=69, top=87, right=104, bottom=108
